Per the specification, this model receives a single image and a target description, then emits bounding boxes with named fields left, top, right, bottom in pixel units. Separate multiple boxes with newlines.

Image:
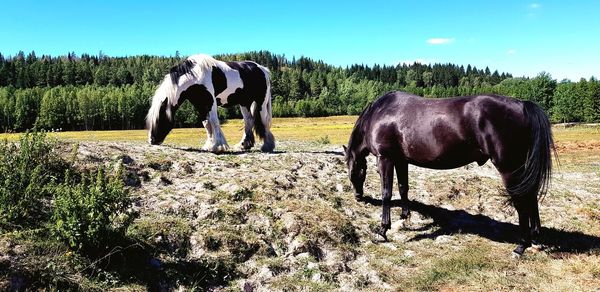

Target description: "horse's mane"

left=146, top=54, right=220, bottom=130
left=346, top=101, right=374, bottom=161
left=169, top=59, right=195, bottom=84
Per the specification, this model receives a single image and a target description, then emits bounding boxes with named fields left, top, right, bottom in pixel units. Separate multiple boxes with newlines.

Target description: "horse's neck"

left=349, top=128, right=368, bottom=159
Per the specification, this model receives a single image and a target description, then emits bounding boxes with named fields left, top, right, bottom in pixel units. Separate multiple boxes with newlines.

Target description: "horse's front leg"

left=235, top=105, right=255, bottom=150
left=201, top=120, right=213, bottom=150
left=395, top=161, right=410, bottom=219
left=377, top=155, right=394, bottom=241
left=202, top=106, right=229, bottom=154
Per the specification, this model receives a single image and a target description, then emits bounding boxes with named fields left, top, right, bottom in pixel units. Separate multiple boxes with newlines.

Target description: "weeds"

left=316, top=135, right=331, bottom=145
left=53, top=166, right=134, bottom=252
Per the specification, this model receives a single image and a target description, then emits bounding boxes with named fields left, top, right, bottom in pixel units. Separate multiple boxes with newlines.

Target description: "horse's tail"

left=252, top=65, right=272, bottom=140
left=510, top=101, right=556, bottom=199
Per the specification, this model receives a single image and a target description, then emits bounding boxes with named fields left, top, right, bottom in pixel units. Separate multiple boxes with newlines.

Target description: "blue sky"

left=1, top=0, right=599, bottom=81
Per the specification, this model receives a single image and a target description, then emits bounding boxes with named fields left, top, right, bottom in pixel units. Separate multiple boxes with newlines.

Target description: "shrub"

left=53, top=166, right=134, bottom=252
left=316, top=135, right=330, bottom=144
left=0, top=130, right=62, bottom=230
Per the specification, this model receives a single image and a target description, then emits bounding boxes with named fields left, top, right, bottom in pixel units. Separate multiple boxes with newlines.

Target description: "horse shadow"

left=168, top=145, right=345, bottom=156
left=358, top=196, right=600, bottom=255
left=166, top=145, right=287, bottom=155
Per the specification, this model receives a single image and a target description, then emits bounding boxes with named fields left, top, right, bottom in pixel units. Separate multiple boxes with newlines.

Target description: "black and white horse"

left=146, top=54, right=275, bottom=153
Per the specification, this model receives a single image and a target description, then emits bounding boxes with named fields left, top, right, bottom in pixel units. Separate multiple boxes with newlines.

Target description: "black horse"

left=344, top=91, right=555, bottom=257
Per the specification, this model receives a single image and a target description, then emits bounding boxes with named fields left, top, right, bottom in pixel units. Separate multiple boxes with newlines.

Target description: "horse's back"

left=361, top=91, right=529, bottom=169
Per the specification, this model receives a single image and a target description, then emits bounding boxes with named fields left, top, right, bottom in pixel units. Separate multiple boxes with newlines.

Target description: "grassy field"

left=0, top=116, right=355, bottom=146
left=1, top=117, right=600, bottom=291
left=2, top=116, right=599, bottom=150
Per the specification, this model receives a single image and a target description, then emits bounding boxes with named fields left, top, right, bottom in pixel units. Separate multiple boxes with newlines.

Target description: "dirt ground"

left=62, top=137, right=600, bottom=291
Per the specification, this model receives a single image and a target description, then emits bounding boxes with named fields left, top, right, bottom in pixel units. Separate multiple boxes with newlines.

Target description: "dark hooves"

left=512, top=244, right=529, bottom=259
left=400, top=208, right=411, bottom=219
left=377, top=226, right=389, bottom=242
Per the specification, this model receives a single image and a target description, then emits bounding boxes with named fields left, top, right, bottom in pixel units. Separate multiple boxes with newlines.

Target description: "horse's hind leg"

left=235, top=105, right=255, bottom=150
left=512, top=196, right=532, bottom=257
left=501, top=172, right=535, bottom=257
left=377, top=156, right=395, bottom=241
left=395, top=160, right=410, bottom=219
left=256, top=92, right=275, bottom=152
left=529, top=194, right=543, bottom=250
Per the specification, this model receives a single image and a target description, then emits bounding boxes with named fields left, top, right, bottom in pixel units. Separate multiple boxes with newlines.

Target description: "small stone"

left=312, top=273, right=322, bottom=282
left=435, top=235, right=453, bottom=244
left=382, top=242, right=397, bottom=250
left=257, top=267, right=273, bottom=280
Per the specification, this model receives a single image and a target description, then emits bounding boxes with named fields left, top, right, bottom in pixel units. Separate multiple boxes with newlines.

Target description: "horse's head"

left=146, top=80, right=178, bottom=145
left=343, top=145, right=367, bottom=197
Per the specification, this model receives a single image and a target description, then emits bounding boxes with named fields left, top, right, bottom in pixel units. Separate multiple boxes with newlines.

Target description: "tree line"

left=0, top=50, right=598, bottom=132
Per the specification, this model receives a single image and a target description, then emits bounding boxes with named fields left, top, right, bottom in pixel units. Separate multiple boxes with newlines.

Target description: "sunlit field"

left=1, top=116, right=356, bottom=146
left=2, top=116, right=599, bottom=152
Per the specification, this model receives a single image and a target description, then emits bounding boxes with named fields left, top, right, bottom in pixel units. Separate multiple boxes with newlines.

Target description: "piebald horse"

left=344, top=91, right=555, bottom=257
left=146, top=54, right=275, bottom=153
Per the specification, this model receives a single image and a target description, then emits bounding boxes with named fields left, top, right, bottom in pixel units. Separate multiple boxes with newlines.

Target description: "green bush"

left=0, top=130, right=61, bottom=230
left=53, top=166, right=134, bottom=251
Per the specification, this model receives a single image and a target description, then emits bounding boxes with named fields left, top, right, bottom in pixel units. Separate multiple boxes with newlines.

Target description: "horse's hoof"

left=235, top=140, right=254, bottom=151
left=234, top=143, right=252, bottom=151
left=377, top=227, right=389, bottom=242
left=260, top=140, right=276, bottom=153
left=209, top=144, right=229, bottom=154
left=511, top=251, right=522, bottom=259
left=400, top=209, right=411, bottom=220
left=512, top=244, right=528, bottom=258
left=260, top=144, right=275, bottom=153
left=354, top=193, right=364, bottom=201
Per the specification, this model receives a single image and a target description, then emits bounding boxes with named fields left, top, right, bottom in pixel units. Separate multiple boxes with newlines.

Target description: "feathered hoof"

left=234, top=140, right=254, bottom=151
left=203, top=143, right=229, bottom=154
left=260, top=141, right=276, bottom=153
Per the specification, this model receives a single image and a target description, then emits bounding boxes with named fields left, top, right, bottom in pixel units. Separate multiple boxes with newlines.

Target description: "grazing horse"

left=146, top=54, right=275, bottom=153
left=344, top=91, right=555, bottom=257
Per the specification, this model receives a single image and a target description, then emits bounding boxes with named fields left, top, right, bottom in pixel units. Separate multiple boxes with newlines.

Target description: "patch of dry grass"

left=2, top=121, right=600, bottom=290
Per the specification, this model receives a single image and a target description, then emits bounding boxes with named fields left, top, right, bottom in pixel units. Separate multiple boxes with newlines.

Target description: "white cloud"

left=426, top=38, right=454, bottom=45
left=529, top=3, right=541, bottom=9
left=507, top=49, right=517, bottom=55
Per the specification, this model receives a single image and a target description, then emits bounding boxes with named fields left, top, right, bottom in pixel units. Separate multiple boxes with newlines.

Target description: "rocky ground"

left=66, top=139, right=600, bottom=290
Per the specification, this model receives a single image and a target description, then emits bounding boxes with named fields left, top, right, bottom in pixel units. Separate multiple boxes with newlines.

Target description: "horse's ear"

left=342, top=145, right=348, bottom=154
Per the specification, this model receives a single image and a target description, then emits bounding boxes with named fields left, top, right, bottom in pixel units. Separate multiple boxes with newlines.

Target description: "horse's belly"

left=408, top=157, right=478, bottom=170
left=405, top=145, right=487, bottom=170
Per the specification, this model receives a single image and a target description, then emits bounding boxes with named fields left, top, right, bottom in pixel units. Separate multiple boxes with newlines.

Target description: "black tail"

left=253, top=101, right=267, bottom=140
left=510, top=101, right=556, bottom=199
left=252, top=65, right=272, bottom=141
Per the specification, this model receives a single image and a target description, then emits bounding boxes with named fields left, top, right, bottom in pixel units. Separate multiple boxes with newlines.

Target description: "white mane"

left=146, top=54, right=220, bottom=130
